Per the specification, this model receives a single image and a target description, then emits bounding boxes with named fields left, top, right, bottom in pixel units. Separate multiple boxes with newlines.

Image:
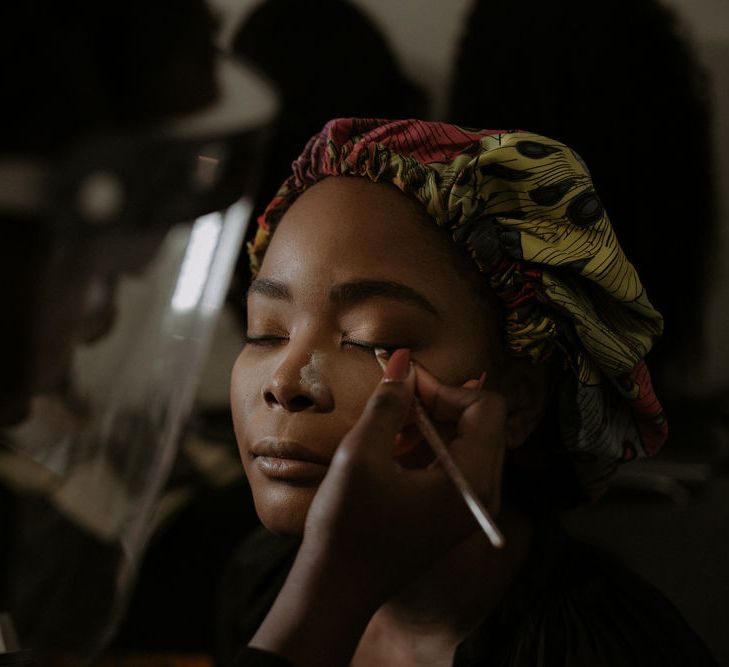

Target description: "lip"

left=251, top=437, right=330, bottom=482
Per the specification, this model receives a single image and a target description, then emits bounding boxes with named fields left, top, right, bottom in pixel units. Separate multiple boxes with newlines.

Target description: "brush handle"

left=411, top=399, right=505, bottom=549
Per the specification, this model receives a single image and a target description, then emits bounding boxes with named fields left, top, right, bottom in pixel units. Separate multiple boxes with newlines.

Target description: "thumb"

left=338, top=348, right=415, bottom=460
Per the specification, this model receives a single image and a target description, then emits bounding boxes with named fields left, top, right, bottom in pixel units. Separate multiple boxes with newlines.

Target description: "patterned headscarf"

left=249, top=118, right=667, bottom=495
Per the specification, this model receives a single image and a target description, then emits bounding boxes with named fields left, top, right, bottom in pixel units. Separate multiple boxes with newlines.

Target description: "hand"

left=301, top=350, right=506, bottom=592
left=250, top=349, right=509, bottom=667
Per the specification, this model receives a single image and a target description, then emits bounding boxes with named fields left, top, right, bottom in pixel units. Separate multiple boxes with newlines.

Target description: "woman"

left=225, top=119, right=714, bottom=666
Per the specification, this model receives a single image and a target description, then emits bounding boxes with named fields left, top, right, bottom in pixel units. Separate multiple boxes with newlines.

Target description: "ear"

left=499, top=358, right=554, bottom=450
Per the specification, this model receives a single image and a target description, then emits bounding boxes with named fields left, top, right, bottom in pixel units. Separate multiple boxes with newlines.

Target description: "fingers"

left=336, top=351, right=506, bottom=512
left=416, top=363, right=503, bottom=425
left=461, top=372, right=487, bottom=390
left=338, top=349, right=415, bottom=461
left=414, top=363, right=507, bottom=508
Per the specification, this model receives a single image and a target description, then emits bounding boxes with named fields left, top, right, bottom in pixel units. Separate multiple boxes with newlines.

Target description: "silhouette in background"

left=446, top=3, right=729, bottom=661
left=448, top=0, right=715, bottom=398
left=228, top=0, right=429, bottom=320
left=1, top=0, right=274, bottom=661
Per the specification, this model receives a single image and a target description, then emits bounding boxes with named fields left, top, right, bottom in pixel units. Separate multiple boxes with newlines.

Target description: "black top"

left=219, top=524, right=717, bottom=667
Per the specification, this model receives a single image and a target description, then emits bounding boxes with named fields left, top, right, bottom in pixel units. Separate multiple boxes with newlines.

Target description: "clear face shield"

left=0, top=56, right=275, bottom=661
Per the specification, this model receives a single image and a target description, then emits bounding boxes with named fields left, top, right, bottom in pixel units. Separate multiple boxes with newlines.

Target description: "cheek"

left=408, top=346, right=489, bottom=390
left=230, top=351, right=260, bottom=450
left=432, top=320, right=498, bottom=385
left=328, top=356, right=382, bottom=420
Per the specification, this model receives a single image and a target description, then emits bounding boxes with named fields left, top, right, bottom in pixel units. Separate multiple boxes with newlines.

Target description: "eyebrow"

left=248, top=278, right=292, bottom=301
left=248, top=278, right=440, bottom=318
left=331, top=280, right=440, bottom=318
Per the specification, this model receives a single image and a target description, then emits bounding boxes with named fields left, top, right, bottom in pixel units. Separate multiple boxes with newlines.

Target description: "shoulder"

left=462, top=528, right=718, bottom=667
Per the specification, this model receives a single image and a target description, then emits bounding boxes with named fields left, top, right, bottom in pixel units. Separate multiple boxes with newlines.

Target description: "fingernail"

left=382, top=348, right=411, bottom=383
left=475, top=371, right=487, bottom=390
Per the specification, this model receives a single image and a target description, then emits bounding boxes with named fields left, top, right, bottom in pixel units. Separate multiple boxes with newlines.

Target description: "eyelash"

left=342, top=339, right=401, bottom=354
left=244, top=335, right=402, bottom=354
left=244, top=334, right=287, bottom=347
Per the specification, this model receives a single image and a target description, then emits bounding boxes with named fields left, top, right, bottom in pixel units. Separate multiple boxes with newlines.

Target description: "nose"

left=263, top=351, right=334, bottom=413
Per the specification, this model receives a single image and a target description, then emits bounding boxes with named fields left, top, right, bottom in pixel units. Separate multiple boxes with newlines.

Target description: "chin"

left=253, top=483, right=315, bottom=537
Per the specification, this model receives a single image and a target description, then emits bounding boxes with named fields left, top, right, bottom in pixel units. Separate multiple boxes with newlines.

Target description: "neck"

left=353, top=503, right=534, bottom=665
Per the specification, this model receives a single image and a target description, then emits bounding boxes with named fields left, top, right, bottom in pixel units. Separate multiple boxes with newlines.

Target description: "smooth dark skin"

left=230, top=177, right=550, bottom=666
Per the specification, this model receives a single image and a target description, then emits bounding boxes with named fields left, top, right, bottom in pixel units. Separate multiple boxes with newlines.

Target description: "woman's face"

left=231, top=177, right=503, bottom=535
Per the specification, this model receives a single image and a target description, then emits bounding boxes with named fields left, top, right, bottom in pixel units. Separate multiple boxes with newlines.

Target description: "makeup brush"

left=375, top=348, right=505, bottom=549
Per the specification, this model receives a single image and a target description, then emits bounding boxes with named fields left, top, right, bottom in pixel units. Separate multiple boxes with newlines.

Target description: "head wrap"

left=249, top=118, right=667, bottom=495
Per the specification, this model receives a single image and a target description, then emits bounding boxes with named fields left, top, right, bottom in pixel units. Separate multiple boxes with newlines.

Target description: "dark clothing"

left=220, top=525, right=717, bottom=667
left=231, top=647, right=295, bottom=667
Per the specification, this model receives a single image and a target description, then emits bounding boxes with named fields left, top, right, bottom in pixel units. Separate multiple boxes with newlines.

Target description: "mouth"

left=250, top=437, right=330, bottom=482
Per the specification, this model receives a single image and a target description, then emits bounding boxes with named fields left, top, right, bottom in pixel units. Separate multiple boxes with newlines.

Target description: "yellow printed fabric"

left=249, top=118, right=667, bottom=494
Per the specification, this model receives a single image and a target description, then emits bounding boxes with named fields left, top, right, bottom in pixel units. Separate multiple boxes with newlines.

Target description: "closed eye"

left=342, top=339, right=401, bottom=354
left=244, top=334, right=288, bottom=347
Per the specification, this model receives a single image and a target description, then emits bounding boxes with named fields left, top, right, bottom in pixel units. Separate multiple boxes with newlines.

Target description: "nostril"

left=263, top=390, right=315, bottom=412
left=287, top=395, right=315, bottom=412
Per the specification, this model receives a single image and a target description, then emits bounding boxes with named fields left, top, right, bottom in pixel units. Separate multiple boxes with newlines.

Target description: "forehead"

left=256, top=176, right=504, bottom=373
left=260, top=177, right=461, bottom=285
